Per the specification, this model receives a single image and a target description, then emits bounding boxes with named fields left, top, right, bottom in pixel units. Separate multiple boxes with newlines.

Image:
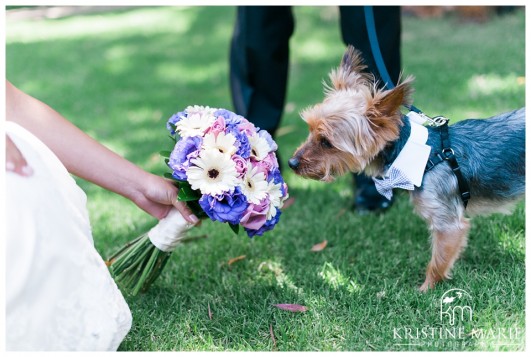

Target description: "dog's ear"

left=328, top=46, right=370, bottom=91
left=366, top=76, right=415, bottom=141
left=341, top=45, right=367, bottom=75
left=372, top=76, right=414, bottom=118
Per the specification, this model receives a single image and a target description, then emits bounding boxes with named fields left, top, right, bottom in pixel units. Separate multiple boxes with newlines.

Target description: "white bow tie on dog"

left=373, top=112, right=432, bottom=200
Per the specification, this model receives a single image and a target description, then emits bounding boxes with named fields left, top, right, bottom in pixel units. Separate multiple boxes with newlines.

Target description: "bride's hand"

left=130, top=172, right=200, bottom=224
left=6, top=134, right=33, bottom=176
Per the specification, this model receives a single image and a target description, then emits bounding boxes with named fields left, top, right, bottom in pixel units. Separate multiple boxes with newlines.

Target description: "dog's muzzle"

left=288, top=157, right=300, bottom=170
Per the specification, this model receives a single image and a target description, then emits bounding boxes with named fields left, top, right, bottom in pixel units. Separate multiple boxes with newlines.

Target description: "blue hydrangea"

left=258, top=129, right=278, bottom=151
left=199, top=187, right=249, bottom=225
left=167, top=111, right=186, bottom=135
left=168, top=136, right=202, bottom=180
left=214, top=109, right=244, bottom=126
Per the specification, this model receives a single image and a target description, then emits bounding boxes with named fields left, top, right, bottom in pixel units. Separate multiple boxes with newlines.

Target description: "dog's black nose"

left=288, top=157, right=300, bottom=170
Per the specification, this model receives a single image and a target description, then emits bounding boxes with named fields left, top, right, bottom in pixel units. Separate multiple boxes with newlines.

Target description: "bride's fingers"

left=173, top=200, right=200, bottom=225
left=6, top=135, right=33, bottom=176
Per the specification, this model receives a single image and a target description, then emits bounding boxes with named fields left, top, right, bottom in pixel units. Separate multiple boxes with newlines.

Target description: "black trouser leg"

left=339, top=6, right=401, bottom=84
left=339, top=6, right=402, bottom=210
left=229, top=6, right=294, bottom=135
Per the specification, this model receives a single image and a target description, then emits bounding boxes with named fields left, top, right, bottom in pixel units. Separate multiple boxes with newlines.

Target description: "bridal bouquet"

left=107, top=106, right=289, bottom=295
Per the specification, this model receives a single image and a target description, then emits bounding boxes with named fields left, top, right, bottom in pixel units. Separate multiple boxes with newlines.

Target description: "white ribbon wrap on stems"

left=148, top=208, right=195, bottom=252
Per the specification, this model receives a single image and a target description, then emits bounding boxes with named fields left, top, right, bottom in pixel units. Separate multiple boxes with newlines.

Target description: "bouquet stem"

left=107, top=208, right=193, bottom=296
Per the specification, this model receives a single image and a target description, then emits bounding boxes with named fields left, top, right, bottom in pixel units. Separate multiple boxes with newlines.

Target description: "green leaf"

left=177, top=180, right=191, bottom=190
left=173, top=178, right=188, bottom=184
left=159, top=150, right=172, bottom=158
left=164, top=172, right=175, bottom=179
left=177, top=181, right=201, bottom=202
left=229, top=223, right=240, bottom=235
left=186, top=200, right=208, bottom=219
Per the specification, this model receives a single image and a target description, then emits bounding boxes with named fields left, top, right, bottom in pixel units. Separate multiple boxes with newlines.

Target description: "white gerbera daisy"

left=248, top=133, right=271, bottom=160
left=187, top=149, right=239, bottom=196
left=185, top=105, right=216, bottom=116
left=202, top=132, right=237, bottom=156
left=177, top=107, right=216, bottom=138
left=240, top=163, right=268, bottom=204
left=266, top=180, right=283, bottom=220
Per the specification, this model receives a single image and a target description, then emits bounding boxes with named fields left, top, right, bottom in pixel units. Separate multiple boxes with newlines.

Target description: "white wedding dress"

left=5, top=121, right=132, bottom=351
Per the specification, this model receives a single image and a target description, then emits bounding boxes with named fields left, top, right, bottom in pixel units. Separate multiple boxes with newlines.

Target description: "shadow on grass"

left=119, top=184, right=524, bottom=350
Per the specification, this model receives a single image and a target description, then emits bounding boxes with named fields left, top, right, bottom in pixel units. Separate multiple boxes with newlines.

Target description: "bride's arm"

left=6, top=80, right=198, bottom=223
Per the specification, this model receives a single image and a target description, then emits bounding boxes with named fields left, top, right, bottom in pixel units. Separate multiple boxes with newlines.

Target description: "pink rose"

left=240, top=198, right=270, bottom=230
left=238, top=121, right=256, bottom=136
left=206, top=116, right=226, bottom=136
left=252, top=159, right=269, bottom=178
left=263, top=152, right=279, bottom=171
left=232, top=155, right=247, bottom=178
left=251, top=153, right=278, bottom=179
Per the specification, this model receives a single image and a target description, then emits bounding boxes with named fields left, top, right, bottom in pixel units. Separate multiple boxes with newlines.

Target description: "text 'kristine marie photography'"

left=392, top=289, right=525, bottom=350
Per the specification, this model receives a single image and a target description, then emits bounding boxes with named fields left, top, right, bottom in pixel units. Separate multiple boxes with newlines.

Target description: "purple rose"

left=199, top=187, right=249, bottom=225
left=206, top=116, right=226, bottom=136
left=168, top=136, right=202, bottom=180
left=167, top=111, right=186, bottom=135
left=253, top=152, right=279, bottom=179
left=264, top=152, right=279, bottom=169
left=214, top=109, right=247, bottom=135
left=240, top=197, right=270, bottom=230
left=232, top=155, right=247, bottom=178
left=238, top=120, right=258, bottom=136
left=252, top=159, right=269, bottom=179
left=245, top=210, right=282, bottom=238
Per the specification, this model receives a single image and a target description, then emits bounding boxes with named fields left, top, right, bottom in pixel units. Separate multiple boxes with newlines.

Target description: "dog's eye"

left=320, top=137, right=333, bottom=149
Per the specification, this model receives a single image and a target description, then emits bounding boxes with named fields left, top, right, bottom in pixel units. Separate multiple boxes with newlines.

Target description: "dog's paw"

left=419, top=279, right=435, bottom=293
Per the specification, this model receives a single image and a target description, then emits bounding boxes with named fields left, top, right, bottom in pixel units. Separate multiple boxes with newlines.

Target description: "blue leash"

left=364, top=6, right=470, bottom=207
left=363, top=6, right=421, bottom=114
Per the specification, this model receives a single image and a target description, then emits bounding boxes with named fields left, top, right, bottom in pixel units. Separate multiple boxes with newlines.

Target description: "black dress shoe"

left=353, top=173, right=393, bottom=213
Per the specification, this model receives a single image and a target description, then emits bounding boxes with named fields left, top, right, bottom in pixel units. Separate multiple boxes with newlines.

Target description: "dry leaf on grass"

left=228, top=255, right=246, bottom=266
left=273, top=304, right=308, bottom=312
left=311, top=240, right=328, bottom=252
left=208, top=302, right=213, bottom=320
left=282, top=197, right=296, bottom=210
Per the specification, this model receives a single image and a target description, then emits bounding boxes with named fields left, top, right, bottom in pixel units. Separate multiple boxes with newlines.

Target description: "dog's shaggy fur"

left=289, top=46, right=525, bottom=291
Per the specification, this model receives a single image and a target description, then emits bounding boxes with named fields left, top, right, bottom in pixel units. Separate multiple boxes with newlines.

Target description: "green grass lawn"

left=6, top=6, right=525, bottom=351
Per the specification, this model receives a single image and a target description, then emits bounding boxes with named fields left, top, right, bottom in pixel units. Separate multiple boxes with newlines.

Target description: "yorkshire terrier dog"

left=289, top=45, right=525, bottom=291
